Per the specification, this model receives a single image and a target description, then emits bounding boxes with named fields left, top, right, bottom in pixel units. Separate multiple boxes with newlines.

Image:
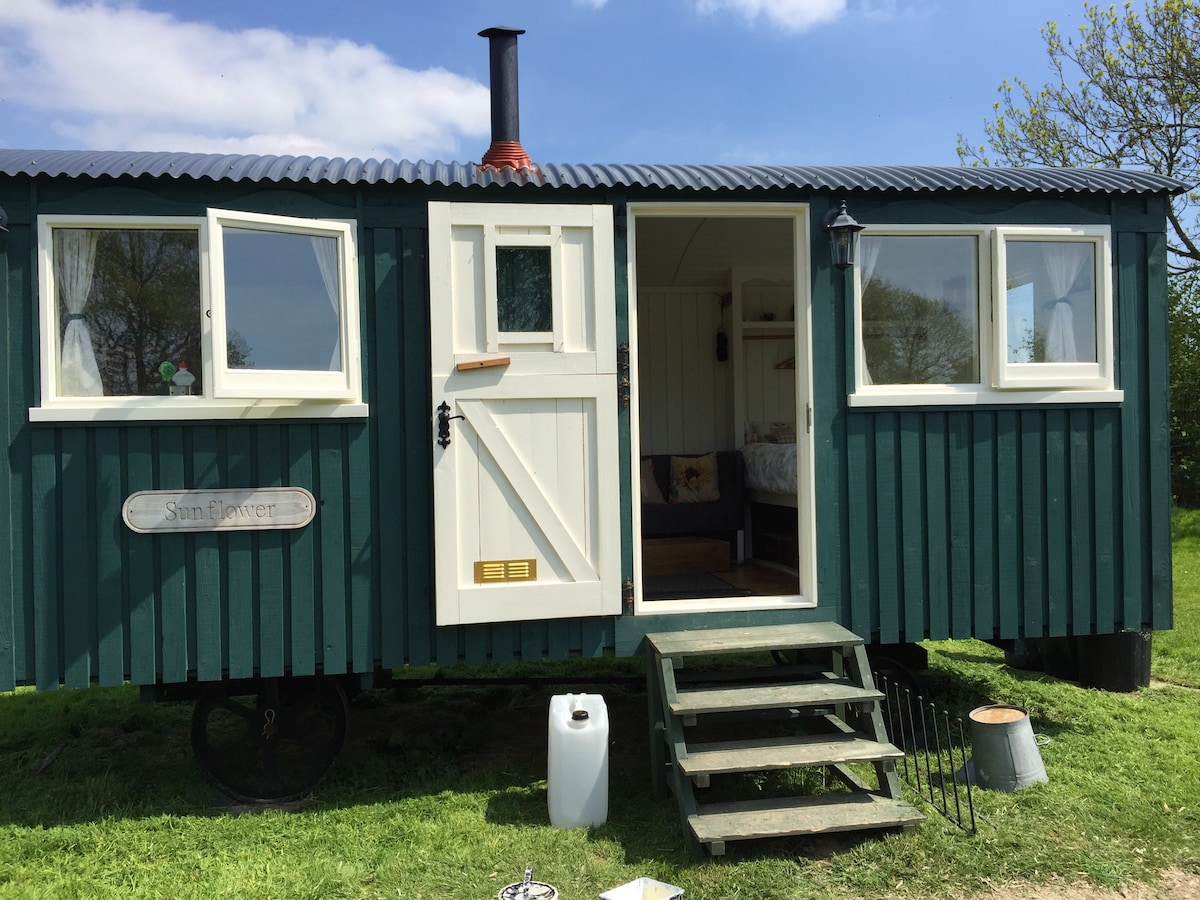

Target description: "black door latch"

left=436, top=401, right=465, bottom=448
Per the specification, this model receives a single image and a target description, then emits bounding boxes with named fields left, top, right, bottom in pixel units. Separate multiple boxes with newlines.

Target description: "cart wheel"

left=190, top=676, right=349, bottom=802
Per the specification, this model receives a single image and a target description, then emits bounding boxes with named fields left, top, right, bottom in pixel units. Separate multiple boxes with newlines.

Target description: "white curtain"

left=56, top=230, right=104, bottom=396
left=858, top=237, right=882, bottom=385
left=311, top=236, right=341, bottom=371
left=1041, top=243, right=1089, bottom=363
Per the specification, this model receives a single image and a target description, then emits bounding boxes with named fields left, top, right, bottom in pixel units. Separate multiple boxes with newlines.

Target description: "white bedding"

left=741, top=442, right=797, bottom=495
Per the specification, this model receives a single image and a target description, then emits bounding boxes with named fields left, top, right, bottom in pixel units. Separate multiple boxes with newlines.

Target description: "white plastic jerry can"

left=547, top=693, right=609, bottom=828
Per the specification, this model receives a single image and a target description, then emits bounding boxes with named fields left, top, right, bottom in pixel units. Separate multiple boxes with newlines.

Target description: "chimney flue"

left=478, top=26, right=532, bottom=171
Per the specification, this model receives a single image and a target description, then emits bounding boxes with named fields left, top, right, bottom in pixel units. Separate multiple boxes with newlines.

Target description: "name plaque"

left=122, top=487, right=316, bottom=534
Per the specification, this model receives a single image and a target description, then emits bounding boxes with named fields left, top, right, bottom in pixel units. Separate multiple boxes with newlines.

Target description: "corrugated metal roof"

left=0, top=149, right=1187, bottom=195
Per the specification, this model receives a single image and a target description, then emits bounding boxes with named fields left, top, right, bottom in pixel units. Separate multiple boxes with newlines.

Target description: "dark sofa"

left=640, top=450, right=745, bottom=539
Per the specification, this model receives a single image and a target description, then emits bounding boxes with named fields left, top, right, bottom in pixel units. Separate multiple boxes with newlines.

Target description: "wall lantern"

left=823, top=200, right=864, bottom=270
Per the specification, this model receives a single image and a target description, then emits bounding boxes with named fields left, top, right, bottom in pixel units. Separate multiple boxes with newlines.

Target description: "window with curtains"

left=853, top=225, right=1114, bottom=404
left=993, top=227, right=1111, bottom=389
left=36, top=210, right=362, bottom=418
left=859, top=233, right=980, bottom=387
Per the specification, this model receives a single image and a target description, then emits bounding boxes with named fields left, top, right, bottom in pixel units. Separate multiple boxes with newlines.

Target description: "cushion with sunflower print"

left=669, top=452, right=720, bottom=503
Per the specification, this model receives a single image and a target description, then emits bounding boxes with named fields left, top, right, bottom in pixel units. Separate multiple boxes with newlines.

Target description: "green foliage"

left=1156, top=508, right=1200, bottom=686
left=957, top=0, right=1200, bottom=272
left=1170, top=275, right=1200, bottom=504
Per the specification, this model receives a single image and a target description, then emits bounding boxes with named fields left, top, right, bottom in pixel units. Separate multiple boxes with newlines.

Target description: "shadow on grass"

left=0, top=676, right=663, bottom=830
left=0, top=647, right=1083, bottom=861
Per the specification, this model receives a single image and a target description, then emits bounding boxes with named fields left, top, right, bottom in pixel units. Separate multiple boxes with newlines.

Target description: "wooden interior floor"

left=714, top=561, right=800, bottom=596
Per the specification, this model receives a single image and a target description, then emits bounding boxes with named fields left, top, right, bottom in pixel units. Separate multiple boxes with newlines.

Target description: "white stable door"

left=428, top=202, right=621, bottom=625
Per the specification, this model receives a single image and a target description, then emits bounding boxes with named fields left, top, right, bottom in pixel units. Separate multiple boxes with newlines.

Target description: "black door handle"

left=436, top=401, right=465, bottom=449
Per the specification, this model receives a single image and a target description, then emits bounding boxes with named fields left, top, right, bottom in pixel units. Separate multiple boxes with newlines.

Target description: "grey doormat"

left=642, top=573, right=754, bottom=601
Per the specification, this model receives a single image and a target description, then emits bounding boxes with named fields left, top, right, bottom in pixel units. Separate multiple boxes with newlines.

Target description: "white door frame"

left=626, top=202, right=818, bottom=614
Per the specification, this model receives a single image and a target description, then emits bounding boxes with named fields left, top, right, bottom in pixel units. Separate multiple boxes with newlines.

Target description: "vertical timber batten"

left=1146, top=229, right=1173, bottom=629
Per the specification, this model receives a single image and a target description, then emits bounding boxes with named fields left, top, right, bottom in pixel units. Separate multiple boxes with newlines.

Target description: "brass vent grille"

left=474, top=559, right=537, bottom=584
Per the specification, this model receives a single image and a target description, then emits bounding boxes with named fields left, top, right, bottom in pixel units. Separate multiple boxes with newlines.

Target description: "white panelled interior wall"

left=637, top=288, right=733, bottom=455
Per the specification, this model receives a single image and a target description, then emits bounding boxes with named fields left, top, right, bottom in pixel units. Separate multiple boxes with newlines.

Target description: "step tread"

left=680, top=733, right=903, bottom=776
left=690, top=793, right=924, bottom=844
left=647, top=622, right=862, bottom=657
left=670, top=677, right=882, bottom=715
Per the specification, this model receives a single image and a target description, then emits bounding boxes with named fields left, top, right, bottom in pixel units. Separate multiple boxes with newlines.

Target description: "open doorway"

left=630, top=206, right=816, bottom=611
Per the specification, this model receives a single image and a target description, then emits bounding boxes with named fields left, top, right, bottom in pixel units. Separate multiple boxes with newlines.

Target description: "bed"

left=740, top=441, right=798, bottom=507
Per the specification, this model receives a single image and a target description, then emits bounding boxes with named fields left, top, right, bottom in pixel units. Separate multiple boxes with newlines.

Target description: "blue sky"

left=0, top=0, right=1125, bottom=167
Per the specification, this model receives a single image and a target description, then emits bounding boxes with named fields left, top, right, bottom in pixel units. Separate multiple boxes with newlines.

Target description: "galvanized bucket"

left=968, top=704, right=1048, bottom=791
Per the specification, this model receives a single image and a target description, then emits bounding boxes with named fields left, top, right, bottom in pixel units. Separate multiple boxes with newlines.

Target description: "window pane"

left=860, top=235, right=979, bottom=385
left=496, top=247, right=552, bottom=332
left=222, top=229, right=341, bottom=371
left=55, top=228, right=202, bottom=397
left=1004, top=241, right=1097, bottom=364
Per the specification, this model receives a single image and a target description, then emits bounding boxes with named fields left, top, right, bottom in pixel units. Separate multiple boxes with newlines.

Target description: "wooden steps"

left=690, top=794, right=926, bottom=853
left=649, top=621, right=865, bottom=657
left=680, top=730, right=904, bottom=778
left=645, top=622, right=923, bottom=858
left=670, top=678, right=882, bottom=716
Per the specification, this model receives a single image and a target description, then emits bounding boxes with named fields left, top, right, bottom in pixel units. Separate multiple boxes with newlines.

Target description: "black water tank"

left=1075, top=631, right=1153, bottom=692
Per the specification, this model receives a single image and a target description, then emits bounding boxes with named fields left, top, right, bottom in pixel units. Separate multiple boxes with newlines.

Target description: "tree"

left=87, top=230, right=202, bottom=395
left=862, top=282, right=977, bottom=385
left=957, top=0, right=1200, bottom=273
left=1170, top=272, right=1200, bottom=504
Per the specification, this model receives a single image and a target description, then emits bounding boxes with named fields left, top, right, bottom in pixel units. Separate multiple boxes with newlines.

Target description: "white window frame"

left=207, top=208, right=361, bottom=400
left=33, top=211, right=366, bottom=422
left=485, top=229, right=563, bottom=351
left=853, top=225, right=990, bottom=404
left=993, top=225, right=1113, bottom=390
left=850, top=224, right=1121, bottom=407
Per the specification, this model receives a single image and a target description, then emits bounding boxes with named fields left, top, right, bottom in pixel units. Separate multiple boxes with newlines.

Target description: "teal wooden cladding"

left=0, top=207, right=616, bottom=692
left=0, top=170, right=1175, bottom=692
left=20, top=423, right=363, bottom=689
left=836, top=405, right=1168, bottom=645
left=814, top=206, right=1172, bottom=651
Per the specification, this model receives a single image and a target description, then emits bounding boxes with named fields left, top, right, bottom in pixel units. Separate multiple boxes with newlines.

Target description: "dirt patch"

left=1150, top=679, right=1200, bottom=692
left=963, top=868, right=1200, bottom=899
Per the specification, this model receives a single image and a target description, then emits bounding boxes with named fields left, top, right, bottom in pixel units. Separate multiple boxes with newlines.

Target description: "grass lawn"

left=1, top=520, right=1198, bottom=899
left=1154, top=509, right=1200, bottom=688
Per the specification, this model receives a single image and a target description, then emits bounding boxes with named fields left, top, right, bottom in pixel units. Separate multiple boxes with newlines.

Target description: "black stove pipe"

left=478, top=26, right=532, bottom=170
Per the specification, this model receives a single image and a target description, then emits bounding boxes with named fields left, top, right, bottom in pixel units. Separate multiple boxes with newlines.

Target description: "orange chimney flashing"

left=480, top=140, right=533, bottom=171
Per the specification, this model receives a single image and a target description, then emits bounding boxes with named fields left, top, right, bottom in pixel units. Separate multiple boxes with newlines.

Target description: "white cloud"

left=0, top=0, right=490, bottom=159
left=693, top=0, right=846, bottom=31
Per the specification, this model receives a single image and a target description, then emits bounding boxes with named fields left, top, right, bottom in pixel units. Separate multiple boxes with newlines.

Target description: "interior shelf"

left=741, top=321, right=794, bottom=331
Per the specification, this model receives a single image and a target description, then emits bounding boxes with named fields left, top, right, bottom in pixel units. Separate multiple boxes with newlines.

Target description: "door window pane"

left=860, top=235, right=979, bottom=385
left=222, top=228, right=341, bottom=371
left=496, top=246, right=552, bottom=332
